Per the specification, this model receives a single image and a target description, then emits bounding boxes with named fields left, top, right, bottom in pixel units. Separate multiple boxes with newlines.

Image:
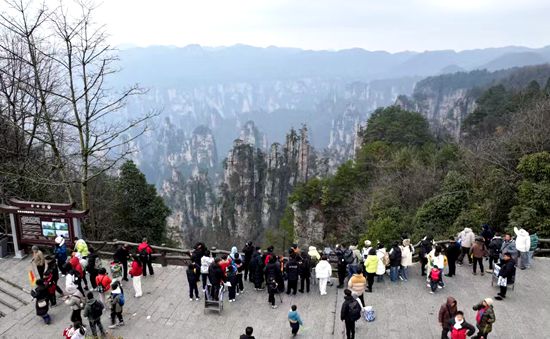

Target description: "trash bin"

left=0, top=235, right=8, bottom=258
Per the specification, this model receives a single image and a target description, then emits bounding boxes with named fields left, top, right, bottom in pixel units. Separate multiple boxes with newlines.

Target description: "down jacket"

left=458, top=228, right=475, bottom=248
left=514, top=227, right=531, bottom=252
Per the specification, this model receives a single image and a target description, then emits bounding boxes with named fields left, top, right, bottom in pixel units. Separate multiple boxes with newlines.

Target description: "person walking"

left=399, top=239, right=414, bottom=281
left=375, top=243, right=387, bottom=282
left=449, top=311, right=476, bottom=339
left=315, top=255, right=332, bottom=296
left=364, top=248, right=377, bottom=292
left=486, top=233, right=503, bottom=273
left=113, top=244, right=130, bottom=281
left=335, top=244, right=347, bottom=288
left=137, top=238, right=154, bottom=276
left=129, top=255, right=143, bottom=297
left=347, top=268, right=367, bottom=306
left=528, top=229, right=539, bottom=267
left=64, top=264, right=83, bottom=298
left=45, top=255, right=64, bottom=297
left=95, top=268, right=112, bottom=305
left=31, top=245, right=46, bottom=279
left=472, top=298, right=496, bottom=339
left=234, top=253, right=245, bottom=294
left=200, top=250, right=214, bottom=291
left=445, top=237, right=461, bottom=277
left=340, top=289, right=361, bottom=339
left=186, top=263, right=200, bottom=301
left=69, top=252, right=87, bottom=292
left=457, top=227, right=475, bottom=266
left=298, top=253, right=311, bottom=293
left=495, top=253, right=516, bottom=300
left=65, top=293, right=85, bottom=325
left=286, top=254, right=300, bottom=295
left=438, top=296, right=458, bottom=339
left=83, top=292, right=106, bottom=338
left=74, top=237, right=89, bottom=257
left=240, top=327, right=256, bottom=339
left=87, top=247, right=101, bottom=290
left=266, top=275, right=279, bottom=309
left=226, top=263, right=238, bottom=302
left=429, top=265, right=442, bottom=294
left=514, top=226, right=531, bottom=270
left=242, top=242, right=254, bottom=282
left=420, top=236, right=434, bottom=276
left=480, top=224, right=494, bottom=248
left=31, top=279, right=50, bottom=324
left=107, top=282, right=124, bottom=329
left=288, top=304, right=304, bottom=337
left=470, top=237, right=488, bottom=276
left=388, top=241, right=402, bottom=282
left=54, top=236, right=68, bottom=275
left=428, top=246, right=446, bottom=288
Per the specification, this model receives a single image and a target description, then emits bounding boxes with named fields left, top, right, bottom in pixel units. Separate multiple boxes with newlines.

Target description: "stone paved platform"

left=0, top=256, right=549, bottom=338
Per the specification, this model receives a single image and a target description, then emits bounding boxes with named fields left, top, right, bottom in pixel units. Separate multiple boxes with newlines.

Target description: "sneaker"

left=229, top=300, right=233, bottom=303
left=469, top=262, right=472, bottom=266
left=399, top=276, right=404, bottom=281
left=189, top=298, right=193, bottom=301
left=486, top=269, right=493, bottom=273
left=495, top=295, right=503, bottom=301
left=195, top=298, right=200, bottom=301
left=271, top=305, right=278, bottom=309
left=429, top=291, right=434, bottom=294
left=426, top=283, right=430, bottom=288
left=236, top=292, right=240, bottom=296
left=108, top=325, right=117, bottom=329
left=232, top=299, right=236, bottom=302
left=118, top=322, right=125, bottom=327
left=240, top=289, right=244, bottom=293
left=438, top=285, right=443, bottom=289
left=473, top=272, right=477, bottom=275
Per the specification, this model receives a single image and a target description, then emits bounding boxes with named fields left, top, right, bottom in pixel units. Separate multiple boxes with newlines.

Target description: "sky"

left=93, top=0, right=550, bottom=52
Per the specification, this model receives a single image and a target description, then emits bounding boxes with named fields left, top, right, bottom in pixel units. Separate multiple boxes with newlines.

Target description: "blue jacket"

left=288, top=310, right=303, bottom=325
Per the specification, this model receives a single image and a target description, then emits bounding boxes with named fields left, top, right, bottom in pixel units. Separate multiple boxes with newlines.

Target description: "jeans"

left=89, top=319, right=106, bottom=337
left=519, top=251, right=529, bottom=269
left=399, top=266, right=409, bottom=280
left=41, top=314, right=51, bottom=324
left=344, top=319, right=355, bottom=339
left=390, top=266, right=399, bottom=282
left=473, top=257, right=484, bottom=273
left=347, top=264, right=357, bottom=278
left=376, top=274, right=384, bottom=282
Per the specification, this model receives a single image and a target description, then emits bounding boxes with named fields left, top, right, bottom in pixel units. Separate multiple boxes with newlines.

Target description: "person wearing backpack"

left=429, top=265, right=442, bottom=294
left=343, top=246, right=357, bottom=278
left=83, top=291, right=106, bottom=338
left=226, top=263, right=237, bottom=302
left=375, top=243, right=387, bottom=282
left=65, top=293, right=85, bottom=325
left=129, top=254, right=143, bottom=297
left=388, top=241, right=402, bottom=282
left=31, top=278, right=51, bottom=324
left=110, top=260, right=123, bottom=283
left=95, top=268, right=112, bottom=304
left=340, top=289, right=361, bottom=339
left=472, top=298, right=496, bottom=339
left=449, top=311, right=476, bottom=339
left=438, top=296, right=458, bottom=339
left=234, top=253, right=245, bottom=294
left=54, top=236, right=68, bottom=275
left=267, top=276, right=279, bottom=309
left=108, top=281, right=125, bottom=329
left=137, top=237, right=154, bottom=276
left=113, top=244, right=130, bottom=281
left=457, top=227, right=476, bottom=266
left=486, top=233, right=503, bottom=273
left=200, top=250, right=214, bottom=291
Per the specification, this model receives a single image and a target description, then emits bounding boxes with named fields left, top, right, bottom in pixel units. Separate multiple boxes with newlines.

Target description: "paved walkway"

left=0, top=256, right=549, bottom=338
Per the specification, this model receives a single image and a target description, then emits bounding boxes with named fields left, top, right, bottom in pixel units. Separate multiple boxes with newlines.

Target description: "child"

left=234, top=253, right=244, bottom=294
left=288, top=304, right=304, bottom=337
left=186, top=263, right=200, bottom=301
left=110, top=260, right=123, bottom=283
left=429, top=265, right=441, bottom=294
left=108, top=282, right=124, bottom=329
left=226, top=264, right=238, bottom=302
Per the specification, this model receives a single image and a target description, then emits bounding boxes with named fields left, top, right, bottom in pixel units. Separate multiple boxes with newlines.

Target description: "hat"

left=484, top=298, right=494, bottom=306
left=55, top=236, right=65, bottom=245
left=364, top=240, right=372, bottom=247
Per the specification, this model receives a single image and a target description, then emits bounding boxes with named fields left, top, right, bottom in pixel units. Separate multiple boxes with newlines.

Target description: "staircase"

left=0, top=277, right=29, bottom=318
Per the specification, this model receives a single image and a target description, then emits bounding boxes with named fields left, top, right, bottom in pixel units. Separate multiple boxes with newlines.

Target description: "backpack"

left=348, top=299, right=362, bottom=321
left=344, top=249, right=355, bottom=265
left=97, top=276, right=105, bottom=293
left=382, top=252, right=390, bottom=267
left=90, top=300, right=104, bottom=318
left=118, top=293, right=125, bottom=306
left=363, top=306, right=375, bottom=322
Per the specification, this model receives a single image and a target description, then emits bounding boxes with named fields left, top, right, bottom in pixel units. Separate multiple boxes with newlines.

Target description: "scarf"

left=476, top=307, right=487, bottom=324
left=453, top=319, right=464, bottom=330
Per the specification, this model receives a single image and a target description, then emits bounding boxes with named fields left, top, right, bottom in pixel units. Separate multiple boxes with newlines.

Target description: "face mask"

left=453, top=318, right=464, bottom=330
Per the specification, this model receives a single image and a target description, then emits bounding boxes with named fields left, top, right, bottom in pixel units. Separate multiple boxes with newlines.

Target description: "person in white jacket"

left=457, top=227, right=475, bottom=265
left=399, top=239, right=414, bottom=281
left=514, top=227, right=531, bottom=270
left=375, top=243, right=387, bottom=282
left=314, top=255, right=332, bottom=295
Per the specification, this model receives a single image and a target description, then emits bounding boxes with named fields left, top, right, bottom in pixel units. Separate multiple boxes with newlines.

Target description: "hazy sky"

left=95, top=0, right=550, bottom=52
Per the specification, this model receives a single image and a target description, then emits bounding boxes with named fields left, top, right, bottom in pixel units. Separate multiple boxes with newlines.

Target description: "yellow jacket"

left=364, top=255, right=378, bottom=274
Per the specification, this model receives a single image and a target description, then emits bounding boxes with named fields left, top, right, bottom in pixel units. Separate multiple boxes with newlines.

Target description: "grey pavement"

left=0, top=256, right=549, bottom=338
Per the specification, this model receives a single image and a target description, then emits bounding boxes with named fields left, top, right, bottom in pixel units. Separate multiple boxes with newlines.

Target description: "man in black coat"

left=242, top=242, right=254, bottom=281
left=335, top=244, right=347, bottom=288
left=445, top=236, right=461, bottom=277
left=340, top=289, right=359, bottom=339
left=208, top=258, right=224, bottom=300
left=285, top=254, right=299, bottom=295
left=420, top=236, right=433, bottom=276
left=113, top=244, right=130, bottom=281
left=495, top=253, right=516, bottom=300
left=250, top=247, right=264, bottom=290
left=298, top=254, right=311, bottom=293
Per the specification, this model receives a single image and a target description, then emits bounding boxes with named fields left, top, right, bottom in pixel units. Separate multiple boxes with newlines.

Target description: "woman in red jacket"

left=95, top=268, right=112, bottom=304
left=129, top=255, right=143, bottom=297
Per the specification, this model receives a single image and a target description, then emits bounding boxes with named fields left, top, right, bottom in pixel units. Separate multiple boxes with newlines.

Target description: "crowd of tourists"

left=27, top=224, right=539, bottom=338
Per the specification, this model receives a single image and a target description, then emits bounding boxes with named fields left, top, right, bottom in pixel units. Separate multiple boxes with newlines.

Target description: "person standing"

left=500, top=233, right=517, bottom=261
left=43, top=259, right=59, bottom=306
left=113, top=244, right=130, bottom=281
left=480, top=224, right=494, bottom=248
left=137, top=238, right=154, bottom=276
left=226, top=264, right=237, bottom=302
left=107, top=282, right=124, bottom=329
left=129, top=254, right=143, bottom=297
left=200, top=250, right=214, bottom=291
left=315, top=255, right=332, bottom=296
left=208, top=258, right=224, bottom=300
left=240, top=327, right=255, bottom=339
left=438, top=296, right=457, bottom=339
left=87, top=247, right=100, bottom=290
left=45, top=255, right=64, bottom=297
left=65, top=293, right=85, bottom=325
left=335, top=244, right=347, bottom=288
left=234, top=253, right=245, bottom=294
left=470, top=237, right=488, bottom=276
left=298, top=253, right=311, bottom=293
left=95, top=268, right=112, bottom=304
left=32, top=245, right=46, bottom=279
left=347, top=268, right=366, bottom=306
left=445, top=237, right=461, bottom=277
left=64, top=264, right=83, bottom=298
left=457, top=227, right=475, bottom=266
left=486, top=233, right=503, bottom=273
left=528, top=229, right=539, bottom=267
left=388, top=241, right=402, bottom=282
left=242, top=242, right=254, bottom=282
left=399, top=239, right=414, bottom=281
left=514, top=226, right=531, bottom=270
left=495, top=253, right=516, bottom=300
left=420, top=236, right=434, bottom=276
left=364, top=248, right=377, bottom=292
left=288, top=304, right=304, bottom=337
left=251, top=247, right=264, bottom=290
left=375, top=243, right=387, bottom=282
left=54, top=236, right=68, bottom=274
left=472, top=298, right=496, bottom=339
left=340, top=289, right=361, bottom=339
left=449, top=311, right=476, bottom=339
left=286, top=254, right=299, bottom=295
left=31, top=279, right=50, bottom=324
left=74, top=237, right=89, bottom=257
left=83, top=292, right=106, bottom=338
